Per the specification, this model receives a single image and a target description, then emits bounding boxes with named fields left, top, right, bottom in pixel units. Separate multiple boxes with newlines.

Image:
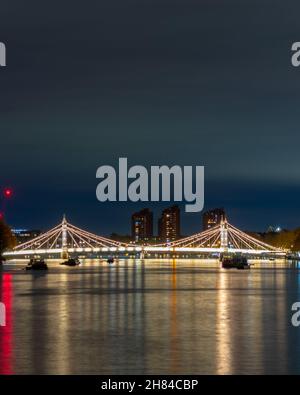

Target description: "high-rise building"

left=158, top=205, right=180, bottom=243
left=131, top=208, right=153, bottom=242
left=202, top=208, right=225, bottom=231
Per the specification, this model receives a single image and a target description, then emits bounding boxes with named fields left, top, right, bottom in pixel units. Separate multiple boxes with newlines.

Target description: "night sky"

left=1, top=0, right=300, bottom=235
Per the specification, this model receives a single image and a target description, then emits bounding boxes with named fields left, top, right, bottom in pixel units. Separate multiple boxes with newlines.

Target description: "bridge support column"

left=61, top=215, right=69, bottom=259
left=220, top=219, right=228, bottom=251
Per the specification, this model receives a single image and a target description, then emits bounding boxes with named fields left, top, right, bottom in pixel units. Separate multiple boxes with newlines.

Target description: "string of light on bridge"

left=3, top=216, right=285, bottom=257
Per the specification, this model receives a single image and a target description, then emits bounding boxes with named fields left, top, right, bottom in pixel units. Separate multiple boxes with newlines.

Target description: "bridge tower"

left=61, top=215, right=69, bottom=259
left=220, top=218, right=228, bottom=251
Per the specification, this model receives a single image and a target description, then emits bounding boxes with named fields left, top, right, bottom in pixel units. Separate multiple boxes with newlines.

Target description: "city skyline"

left=6, top=203, right=288, bottom=241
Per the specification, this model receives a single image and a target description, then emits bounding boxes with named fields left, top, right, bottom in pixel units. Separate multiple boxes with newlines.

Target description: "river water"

left=1, top=259, right=300, bottom=375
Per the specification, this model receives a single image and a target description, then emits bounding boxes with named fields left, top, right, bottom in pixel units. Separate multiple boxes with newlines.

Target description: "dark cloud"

left=0, top=0, right=300, bottom=232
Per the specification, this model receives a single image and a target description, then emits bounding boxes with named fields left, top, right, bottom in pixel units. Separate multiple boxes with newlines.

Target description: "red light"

left=3, top=188, right=12, bottom=198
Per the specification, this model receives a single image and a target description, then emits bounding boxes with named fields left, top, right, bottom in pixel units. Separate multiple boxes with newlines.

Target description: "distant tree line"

left=248, top=229, right=300, bottom=251
left=0, top=219, right=16, bottom=257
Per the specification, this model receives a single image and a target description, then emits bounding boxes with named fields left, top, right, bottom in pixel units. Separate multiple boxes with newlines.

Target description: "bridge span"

left=3, top=216, right=286, bottom=259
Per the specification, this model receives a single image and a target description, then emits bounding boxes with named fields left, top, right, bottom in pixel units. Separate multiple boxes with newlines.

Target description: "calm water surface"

left=1, top=259, right=300, bottom=375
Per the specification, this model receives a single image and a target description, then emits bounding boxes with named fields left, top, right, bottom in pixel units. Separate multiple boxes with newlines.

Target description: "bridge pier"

left=61, top=215, right=69, bottom=259
left=220, top=219, right=228, bottom=250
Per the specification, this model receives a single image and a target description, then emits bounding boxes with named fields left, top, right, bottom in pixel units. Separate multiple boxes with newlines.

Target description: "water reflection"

left=0, top=274, right=13, bottom=374
left=1, top=259, right=300, bottom=374
left=170, top=259, right=179, bottom=373
left=216, top=271, right=231, bottom=374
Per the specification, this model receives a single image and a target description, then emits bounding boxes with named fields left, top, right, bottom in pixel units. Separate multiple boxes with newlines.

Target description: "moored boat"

left=25, top=258, right=48, bottom=271
left=60, top=258, right=81, bottom=267
left=220, top=254, right=250, bottom=270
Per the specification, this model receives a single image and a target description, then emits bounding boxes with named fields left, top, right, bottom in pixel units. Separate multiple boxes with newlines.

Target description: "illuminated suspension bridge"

left=3, top=216, right=285, bottom=258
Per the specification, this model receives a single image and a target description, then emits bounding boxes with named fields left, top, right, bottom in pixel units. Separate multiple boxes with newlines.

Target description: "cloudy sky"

left=0, top=0, right=300, bottom=234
